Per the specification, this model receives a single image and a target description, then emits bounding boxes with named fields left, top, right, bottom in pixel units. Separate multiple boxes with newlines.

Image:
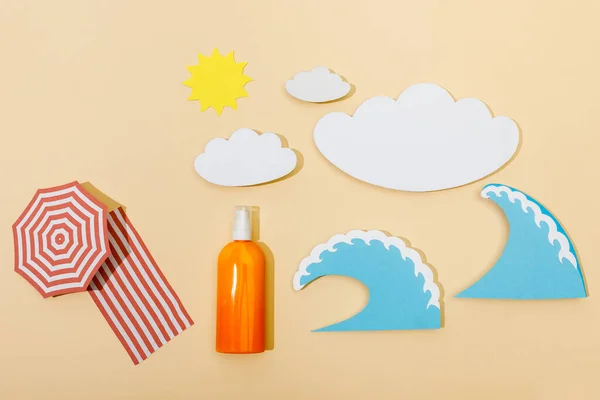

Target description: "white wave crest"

left=481, top=184, right=578, bottom=269
left=292, top=230, right=441, bottom=309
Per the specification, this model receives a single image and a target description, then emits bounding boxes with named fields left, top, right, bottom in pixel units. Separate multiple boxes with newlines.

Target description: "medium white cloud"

left=194, top=128, right=297, bottom=186
left=285, top=67, right=351, bottom=103
left=314, top=83, right=519, bottom=192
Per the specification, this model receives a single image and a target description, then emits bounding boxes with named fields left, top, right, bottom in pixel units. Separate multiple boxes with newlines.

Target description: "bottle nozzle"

left=232, top=206, right=252, bottom=240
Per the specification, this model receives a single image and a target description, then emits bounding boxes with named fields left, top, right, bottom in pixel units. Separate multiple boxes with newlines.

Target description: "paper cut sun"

left=184, top=49, right=252, bottom=115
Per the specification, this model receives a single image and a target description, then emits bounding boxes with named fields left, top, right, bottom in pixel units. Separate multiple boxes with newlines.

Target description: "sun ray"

left=223, top=96, right=239, bottom=111
left=234, top=61, right=248, bottom=73
left=214, top=104, right=225, bottom=115
left=184, top=49, right=252, bottom=115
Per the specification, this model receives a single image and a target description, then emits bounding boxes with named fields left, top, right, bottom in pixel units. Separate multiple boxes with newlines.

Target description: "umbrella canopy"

left=13, top=182, right=110, bottom=297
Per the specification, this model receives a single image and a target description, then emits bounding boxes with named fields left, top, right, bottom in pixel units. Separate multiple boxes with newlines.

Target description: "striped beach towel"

left=88, top=208, right=193, bottom=364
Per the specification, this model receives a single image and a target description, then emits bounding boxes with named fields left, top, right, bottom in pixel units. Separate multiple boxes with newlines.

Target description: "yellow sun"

left=184, top=49, right=252, bottom=115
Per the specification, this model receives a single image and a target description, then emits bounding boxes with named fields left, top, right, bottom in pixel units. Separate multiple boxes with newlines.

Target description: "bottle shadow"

left=251, top=206, right=275, bottom=350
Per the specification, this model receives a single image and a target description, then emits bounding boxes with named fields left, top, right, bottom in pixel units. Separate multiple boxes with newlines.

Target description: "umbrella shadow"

left=79, top=182, right=131, bottom=287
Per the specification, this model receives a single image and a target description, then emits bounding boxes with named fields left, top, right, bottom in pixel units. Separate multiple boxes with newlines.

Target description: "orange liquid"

left=216, top=240, right=265, bottom=353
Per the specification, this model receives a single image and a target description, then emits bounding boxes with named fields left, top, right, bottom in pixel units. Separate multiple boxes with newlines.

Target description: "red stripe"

left=88, top=208, right=192, bottom=365
left=14, top=182, right=109, bottom=296
left=106, top=219, right=178, bottom=338
left=112, top=209, right=192, bottom=328
left=92, top=268, right=147, bottom=362
left=106, top=253, right=169, bottom=345
left=103, top=257, right=160, bottom=351
left=44, top=222, right=71, bottom=256
left=94, top=270, right=147, bottom=362
left=13, top=182, right=82, bottom=232
left=27, top=203, right=89, bottom=276
left=109, top=213, right=181, bottom=334
left=32, top=209, right=84, bottom=275
left=98, top=263, right=155, bottom=354
left=22, top=204, right=95, bottom=286
left=46, top=213, right=85, bottom=266
left=115, top=207, right=193, bottom=326
left=16, top=272, right=92, bottom=298
left=23, top=191, right=99, bottom=276
left=88, top=282, right=140, bottom=365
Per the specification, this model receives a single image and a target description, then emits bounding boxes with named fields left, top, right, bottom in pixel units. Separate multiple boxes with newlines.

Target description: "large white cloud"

left=285, top=67, right=351, bottom=103
left=313, top=83, right=520, bottom=192
left=194, top=128, right=297, bottom=186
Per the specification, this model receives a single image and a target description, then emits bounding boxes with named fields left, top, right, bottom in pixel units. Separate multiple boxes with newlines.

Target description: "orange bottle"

left=216, top=206, right=265, bottom=353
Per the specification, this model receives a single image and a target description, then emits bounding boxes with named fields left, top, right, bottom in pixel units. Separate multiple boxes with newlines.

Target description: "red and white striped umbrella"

left=13, top=182, right=110, bottom=297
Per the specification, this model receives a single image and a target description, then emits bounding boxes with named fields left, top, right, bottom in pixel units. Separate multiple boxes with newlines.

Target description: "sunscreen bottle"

left=216, top=206, right=266, bottom=353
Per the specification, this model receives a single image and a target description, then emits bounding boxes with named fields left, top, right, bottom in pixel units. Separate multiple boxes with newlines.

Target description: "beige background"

left=1, top=0, right=600, bottom=399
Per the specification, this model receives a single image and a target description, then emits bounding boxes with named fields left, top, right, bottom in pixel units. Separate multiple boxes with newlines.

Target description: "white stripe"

left=68, top=198, right=100, bottom=279
left=77, top=241, right=109, bottom=289
left=93, top=273, right=151, bottom=358
left=108, top=213, right=183, bottom=334
left=41, top=218, right=79, bottom=263
left=15, top=186, right=79, bottom=232
left=50, top=228, right=69, bottom=250
left=17, top=264, right=89, bottom=294
left=73, top=185, right=108, bottom=263
left=22, top=185, right=107, bottom=279
left=100, top=263, right=160, bottom=351
left=106, top=236, right=176, bottom=339
left=107, top=256, right=168, bottom=345
left=28, top=202, right=88, bottom=274
left=89, top=281, right=143, bottom=363
left=14, top=186, right=95, bottom=290
left=40, top=218, right=79, bottom=261
left=17, top=186, right=107, bottom=293
left=114, top=210, right=192, bottom=328
left=26, top=206, right=89, bottom=280
left=62, top=218, right=80, bottom=258
left=75, top=187, right=109, bottom=279
left=23, top=199, right=106, bottom=284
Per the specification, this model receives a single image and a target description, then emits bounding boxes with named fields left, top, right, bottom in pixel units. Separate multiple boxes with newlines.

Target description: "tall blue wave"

left=293, top=230, right=441, bottom=331
left=456, top=184, right=587, bottom=299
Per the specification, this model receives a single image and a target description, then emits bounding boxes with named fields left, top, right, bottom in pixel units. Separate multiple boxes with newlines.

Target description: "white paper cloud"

left=194, top=128, right=297, bottom=186
left=314, top=83, right=520, bottom=192
left=285, top=67, right=351, bottom=103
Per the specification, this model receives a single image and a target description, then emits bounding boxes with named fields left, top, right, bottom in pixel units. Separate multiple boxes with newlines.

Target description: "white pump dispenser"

left=232, top=206, right=252, bottom=240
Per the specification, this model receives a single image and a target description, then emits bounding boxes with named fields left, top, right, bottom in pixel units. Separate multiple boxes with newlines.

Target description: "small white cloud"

left=314, top=83, right=519, bottom=192
left=285, top=67, right=351, bottom=103
left=194, top=128, right=297, bottom=186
